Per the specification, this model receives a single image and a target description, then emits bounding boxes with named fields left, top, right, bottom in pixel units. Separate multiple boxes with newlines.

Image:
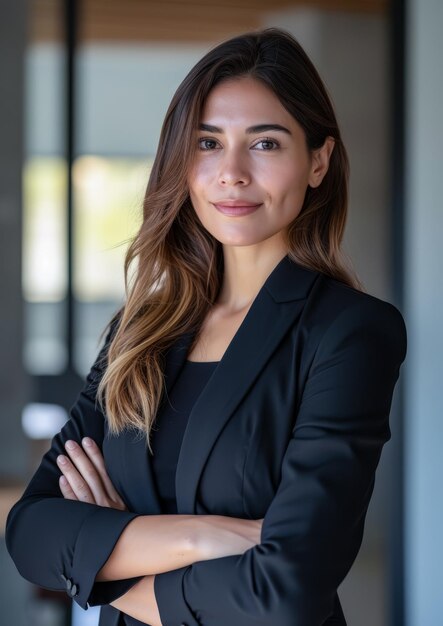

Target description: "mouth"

left=212, top=200, right=262, bottom=217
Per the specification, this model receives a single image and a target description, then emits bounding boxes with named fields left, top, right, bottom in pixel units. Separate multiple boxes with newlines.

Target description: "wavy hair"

left=97, top=27, right=364, bottom=449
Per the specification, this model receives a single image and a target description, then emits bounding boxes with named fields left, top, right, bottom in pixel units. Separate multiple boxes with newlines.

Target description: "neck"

left=217, top=240, right=289, bottom=312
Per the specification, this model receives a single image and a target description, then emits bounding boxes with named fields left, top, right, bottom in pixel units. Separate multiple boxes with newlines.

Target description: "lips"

left=213, top=200, right=262, bottom=217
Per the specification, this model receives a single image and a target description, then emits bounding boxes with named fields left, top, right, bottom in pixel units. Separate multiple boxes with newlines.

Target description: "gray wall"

left=404, top=0, right=443, bottom=623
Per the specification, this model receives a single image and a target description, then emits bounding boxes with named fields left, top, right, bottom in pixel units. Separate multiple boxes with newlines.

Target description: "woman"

left=6, top=28, right=407, bottom=626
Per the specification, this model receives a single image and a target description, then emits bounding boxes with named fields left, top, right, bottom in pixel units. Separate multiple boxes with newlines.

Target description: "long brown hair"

left=97, top=27, right=364, bottom=449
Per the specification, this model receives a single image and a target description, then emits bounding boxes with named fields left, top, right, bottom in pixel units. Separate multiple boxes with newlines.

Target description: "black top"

left=125, top=359, right=219, bottom=626
left=149, top=359, right=219, bottom=514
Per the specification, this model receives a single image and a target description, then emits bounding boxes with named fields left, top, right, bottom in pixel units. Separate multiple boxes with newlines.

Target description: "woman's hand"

left=56, top=437, right=128, bottom=511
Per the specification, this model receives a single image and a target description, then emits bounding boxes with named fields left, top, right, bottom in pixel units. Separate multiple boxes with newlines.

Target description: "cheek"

left=188, top=159, right=213, bottom=192
left=270, top=166, right=310, bottom=203
left=188, top=180, right=213, bottom=226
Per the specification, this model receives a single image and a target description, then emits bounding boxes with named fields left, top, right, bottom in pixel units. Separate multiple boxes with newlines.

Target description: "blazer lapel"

left=175, top=255, right=320, bottom=514
left=119, top=255, right=319, bottom=516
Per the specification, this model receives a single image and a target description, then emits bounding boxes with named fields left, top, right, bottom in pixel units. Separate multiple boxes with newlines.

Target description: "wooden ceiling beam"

left=30, top=0, right=387, bottom=44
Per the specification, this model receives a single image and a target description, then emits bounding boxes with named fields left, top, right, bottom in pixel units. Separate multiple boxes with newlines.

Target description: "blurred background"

left=0, top=0, right=441, bottom=625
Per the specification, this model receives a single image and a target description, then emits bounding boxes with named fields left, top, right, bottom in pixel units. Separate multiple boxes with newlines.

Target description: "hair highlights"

left=97, top=28, right=363, bottom=448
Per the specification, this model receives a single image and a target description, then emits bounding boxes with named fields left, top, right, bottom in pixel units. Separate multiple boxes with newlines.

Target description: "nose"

left=218, top=149, right=251, bottom=187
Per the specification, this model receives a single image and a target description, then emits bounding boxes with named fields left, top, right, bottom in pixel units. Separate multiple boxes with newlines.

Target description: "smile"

left=213, top=202, right=262, bottom=217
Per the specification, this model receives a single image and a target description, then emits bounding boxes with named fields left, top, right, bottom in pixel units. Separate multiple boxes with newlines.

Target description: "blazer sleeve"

left=5, top=312, right=144, bottom=611
left=153, top=298, right=408, bottom=626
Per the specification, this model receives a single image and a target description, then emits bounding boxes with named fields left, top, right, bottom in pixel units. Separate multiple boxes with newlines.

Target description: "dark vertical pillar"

left=0, top=0, right=29, bottom=478
left=35, top=0, right=83, bottom=410
left=0, top=5, right=34, bottom=626
left=388, top=0, right=406, bottom=624
left=65, top=0, right=76, bottom=372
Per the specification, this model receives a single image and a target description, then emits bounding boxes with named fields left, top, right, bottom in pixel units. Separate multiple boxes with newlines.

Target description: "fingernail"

left=60, top=476, right=68, bottom=486
left=82, top=437, right=93, bottom=447
left=58, top=455, right=67, bottom=465
left=65, top=440, right=76, bottom=450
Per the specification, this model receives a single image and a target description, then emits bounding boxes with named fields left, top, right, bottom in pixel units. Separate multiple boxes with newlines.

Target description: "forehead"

left=200, top=76, right=293, bottom=126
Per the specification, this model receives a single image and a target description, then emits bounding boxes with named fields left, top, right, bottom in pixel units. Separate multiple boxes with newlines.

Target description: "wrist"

left=96, top=513, right=205, bottom=581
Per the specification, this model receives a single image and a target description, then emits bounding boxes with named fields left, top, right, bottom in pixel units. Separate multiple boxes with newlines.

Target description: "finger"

left=57, top=453, right=96, bottom=504
left=59, top=475, right=78, bottom=501
left=81, top=437, right=126, bottom=507
left=63, top=440, right=110, bottom=505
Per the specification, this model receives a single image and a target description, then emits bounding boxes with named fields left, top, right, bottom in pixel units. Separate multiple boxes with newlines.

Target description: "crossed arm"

left=7, top=298, right=407, bottom=626
left=57, top=436, right=262, bottom=625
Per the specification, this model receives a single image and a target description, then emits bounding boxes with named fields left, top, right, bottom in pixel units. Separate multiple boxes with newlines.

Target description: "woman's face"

left=187, top=75, right=332, bottom=250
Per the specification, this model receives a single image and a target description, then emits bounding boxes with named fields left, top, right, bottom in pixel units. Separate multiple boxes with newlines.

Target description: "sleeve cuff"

left=70, top=506, right=141, bottom=610
left=154, top=565, right=199, bottom=626
left=86, top=576, right=144, bottom=607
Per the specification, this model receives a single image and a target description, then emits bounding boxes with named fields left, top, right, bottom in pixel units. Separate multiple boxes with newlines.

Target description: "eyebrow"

left=198, top=123, right=291, bottom=135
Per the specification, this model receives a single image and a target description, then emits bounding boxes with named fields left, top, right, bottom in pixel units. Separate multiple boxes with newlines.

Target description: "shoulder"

left=314, top=274, right=406, bottom=325
left=304, top=273, right=407, bottom=364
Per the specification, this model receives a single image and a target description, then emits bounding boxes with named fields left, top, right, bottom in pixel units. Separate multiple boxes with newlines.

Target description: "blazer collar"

left=162, top=254, right=318, bottom=395
left=264, top=253, right=319, bottom=303
left=121, top=255, right=320, bottom=515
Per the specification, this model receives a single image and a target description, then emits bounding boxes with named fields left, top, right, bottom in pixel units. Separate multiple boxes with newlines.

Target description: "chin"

left=201, top=220, right=280, bottom=248
left=214, top=233, right=275, bottom=248
left=218, top=237, right=278, bottom=248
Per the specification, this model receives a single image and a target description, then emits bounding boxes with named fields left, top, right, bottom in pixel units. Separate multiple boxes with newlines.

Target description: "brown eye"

left=198, top=138, right=219, bottom=150
left=254, top=138, right=279, bottom=151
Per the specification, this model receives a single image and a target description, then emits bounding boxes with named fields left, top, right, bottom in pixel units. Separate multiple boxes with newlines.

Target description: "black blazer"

left=6, top=254, right=407, bottom=626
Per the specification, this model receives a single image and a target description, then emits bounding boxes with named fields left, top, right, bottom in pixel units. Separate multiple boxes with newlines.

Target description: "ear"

left=308, top=136, right=335, bottom=188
